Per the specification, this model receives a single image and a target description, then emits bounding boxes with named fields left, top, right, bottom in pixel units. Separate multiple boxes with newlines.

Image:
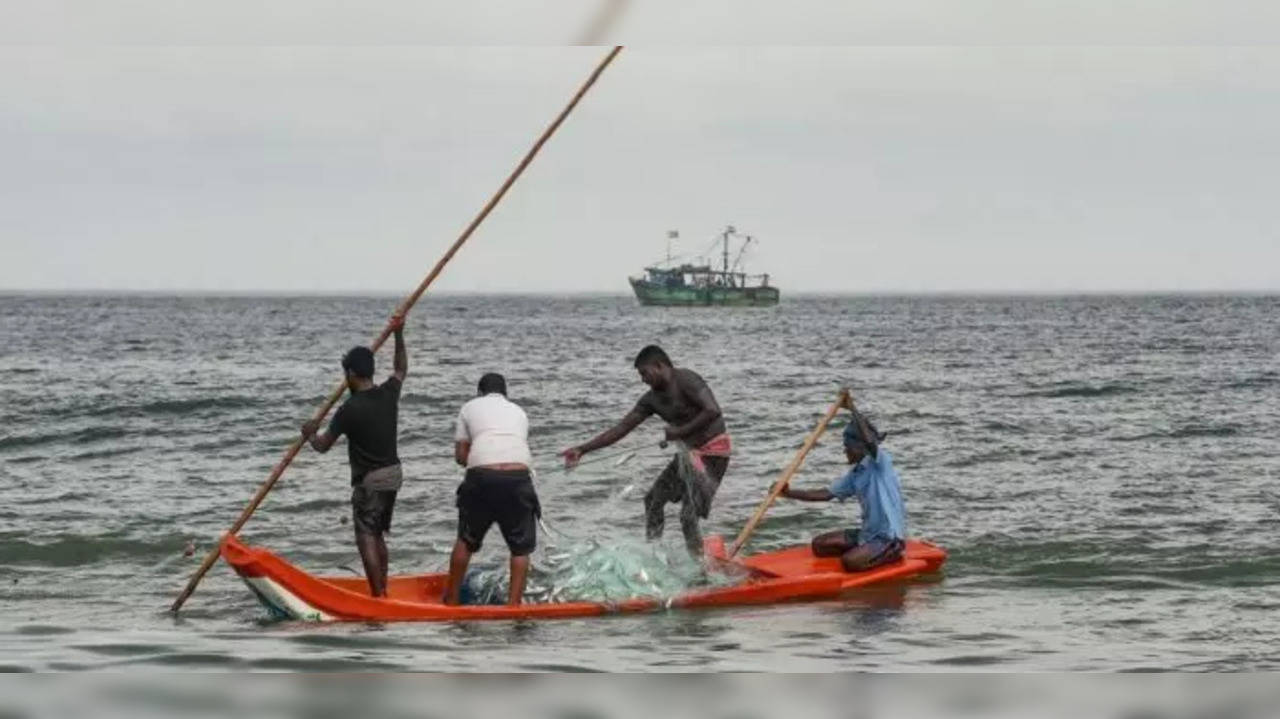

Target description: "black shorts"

left=456, top=467, right=541, bottom=556
left=351, top=486, right=397, bottom=536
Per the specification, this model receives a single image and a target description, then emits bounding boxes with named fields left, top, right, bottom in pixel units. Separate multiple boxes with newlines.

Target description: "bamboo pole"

left=727, top=388, right=851, bottom=558
left=170, top=45, right=624, bottom=613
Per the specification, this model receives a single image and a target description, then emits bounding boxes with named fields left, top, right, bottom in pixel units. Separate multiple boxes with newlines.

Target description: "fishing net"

left=460, top=536, right=746, bottom=606
left=673, top=444, right=715, bottom=518
left=458, top=445, right=742, bottom=605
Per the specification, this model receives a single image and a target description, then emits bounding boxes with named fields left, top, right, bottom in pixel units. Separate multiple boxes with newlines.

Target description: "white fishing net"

left=458, top=446, right=742, bottom=605
left=460, top=536, right=745, bottom=605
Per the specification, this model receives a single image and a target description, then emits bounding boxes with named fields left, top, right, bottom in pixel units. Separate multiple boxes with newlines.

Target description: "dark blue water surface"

left=1, top=293, right=1277, bottom=671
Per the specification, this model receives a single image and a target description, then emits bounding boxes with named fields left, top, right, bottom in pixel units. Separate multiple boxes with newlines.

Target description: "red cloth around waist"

left=693, top=433, right=732, bottom=457
left=686, top=432, right=732, bottom=474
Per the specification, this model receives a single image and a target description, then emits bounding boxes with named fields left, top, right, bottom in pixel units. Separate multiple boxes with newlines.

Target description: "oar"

left=170, top=45, right=625, bottom=614
left=727, top=388, right=852, bottom=559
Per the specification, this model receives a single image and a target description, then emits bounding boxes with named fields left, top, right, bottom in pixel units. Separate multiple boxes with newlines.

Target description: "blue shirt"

left=829, top=449, right=906, bottom=542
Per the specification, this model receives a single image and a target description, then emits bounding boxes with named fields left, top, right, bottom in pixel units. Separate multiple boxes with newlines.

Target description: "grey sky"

left=6, top=1, right=1280, bottom=45
left=2, top=18, right=1279, bottom=292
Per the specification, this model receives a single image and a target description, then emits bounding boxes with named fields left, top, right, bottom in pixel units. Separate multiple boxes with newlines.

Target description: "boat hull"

left=221, top=535, right=945, bottom=623
left=629, top=278, right=780, bottom=307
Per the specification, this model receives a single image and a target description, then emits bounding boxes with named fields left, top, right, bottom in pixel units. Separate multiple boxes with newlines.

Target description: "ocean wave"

left=14, top=490, right=99, bottom=506
left=1225, top=372, right=1280, bottom=390
left=67, top=446, right=144, bottom=461
left=0, top=426, right=127, bottom=452
left=114, top=396, right=263, bottom=418
left=1011, top=381, right=1141, bottom=399
left=960, top=536, right=1280, bottom=589
left=980, top=420, right=1026, bottom=433
left=0, top=532, right=194, bottom=567
left=270, top=498, right=348, bottom=514
left=1111, top=424, right=1240, bottom=442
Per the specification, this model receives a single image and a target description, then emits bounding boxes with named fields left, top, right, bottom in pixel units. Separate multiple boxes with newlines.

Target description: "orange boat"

left=221, top=535, right=946, bottom=622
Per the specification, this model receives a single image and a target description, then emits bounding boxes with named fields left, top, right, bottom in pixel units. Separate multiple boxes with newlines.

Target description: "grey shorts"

left=351, top=486, right=397, bottom=536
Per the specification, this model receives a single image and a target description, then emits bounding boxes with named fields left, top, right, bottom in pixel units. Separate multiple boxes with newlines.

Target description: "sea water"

left=2, top=293, right=1278, bottom=670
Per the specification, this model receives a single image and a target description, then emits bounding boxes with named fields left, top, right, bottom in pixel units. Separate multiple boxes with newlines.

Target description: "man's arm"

left=779, top=486, right=834, bottom=502
left=775, top=462, right=861, bottom=502
left=390, top=314, right=407, bottom=382
left=562, top=409, right=648, bottom=467
left=454, top=440, right=470, bottom=467
left=301, top=420, right=338, bottom=453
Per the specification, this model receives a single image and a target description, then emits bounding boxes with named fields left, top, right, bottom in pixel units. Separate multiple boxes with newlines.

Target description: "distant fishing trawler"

left=628, top=226, right=780, bottom=307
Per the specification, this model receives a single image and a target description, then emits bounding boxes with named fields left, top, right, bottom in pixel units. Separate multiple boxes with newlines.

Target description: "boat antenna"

left=731, top=234, right=753, bottom=273
left=666, top=229, right=678, bottom=265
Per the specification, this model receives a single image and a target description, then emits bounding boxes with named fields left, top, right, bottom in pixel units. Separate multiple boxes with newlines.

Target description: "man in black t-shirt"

left=300, top=314, right=408, bottom=598
left=561, top=344, right=732, bottom=556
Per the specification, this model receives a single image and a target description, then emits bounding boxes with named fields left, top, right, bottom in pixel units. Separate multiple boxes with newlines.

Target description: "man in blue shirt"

left=775, top=409, right=906, bottom=571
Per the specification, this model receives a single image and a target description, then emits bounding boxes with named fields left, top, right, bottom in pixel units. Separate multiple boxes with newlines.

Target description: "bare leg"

left=355, top=532, right=387, bottom=597
left=644, top=488, right=666, bottom=541
left=443, top=539, right=473, bottom=605
left=645, top=459, right=681, bottom=541
left=810, top=530, right=855, bottom=558
left=679, top=498, right=703, bottom=558
left=375, top=534, right=389, bottom=594
left=508, top=554, right=530, bottom=606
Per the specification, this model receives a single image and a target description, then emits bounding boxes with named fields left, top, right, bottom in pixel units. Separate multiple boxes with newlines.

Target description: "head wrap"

left=842, top=411, right=886, bottom=457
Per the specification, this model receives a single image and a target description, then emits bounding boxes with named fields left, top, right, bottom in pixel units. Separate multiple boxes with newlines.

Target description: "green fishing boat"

left=629, top=226, right=780, bottom=307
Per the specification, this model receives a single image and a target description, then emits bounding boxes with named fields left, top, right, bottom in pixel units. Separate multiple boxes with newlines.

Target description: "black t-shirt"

left=632, top=367, right=726, bottom=448
left=328, top=376, right=401, bottom=485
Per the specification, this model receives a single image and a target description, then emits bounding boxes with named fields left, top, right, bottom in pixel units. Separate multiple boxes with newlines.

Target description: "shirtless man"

left=562, top=345, right=730, bottom=556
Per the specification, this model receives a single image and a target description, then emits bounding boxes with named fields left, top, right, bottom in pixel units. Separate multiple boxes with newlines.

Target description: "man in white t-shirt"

left=443, top=372, right=540, bottom=606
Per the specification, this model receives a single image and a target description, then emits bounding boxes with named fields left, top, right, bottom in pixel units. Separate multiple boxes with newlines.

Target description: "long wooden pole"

left=170, top=45, right=625, bottom=613
left=727, top=388, right=851, bottom=558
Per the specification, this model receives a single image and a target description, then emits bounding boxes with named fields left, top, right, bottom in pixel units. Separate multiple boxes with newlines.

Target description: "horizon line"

left=1, top=288, right=1277, bottom=298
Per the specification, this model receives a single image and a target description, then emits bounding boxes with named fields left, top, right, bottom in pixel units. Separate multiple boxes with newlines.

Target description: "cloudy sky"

left=2, top=3, right=1278, bottom=292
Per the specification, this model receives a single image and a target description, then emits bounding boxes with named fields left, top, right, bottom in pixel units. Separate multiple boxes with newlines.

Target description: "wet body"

left=562, top=345, right=731, bottom=556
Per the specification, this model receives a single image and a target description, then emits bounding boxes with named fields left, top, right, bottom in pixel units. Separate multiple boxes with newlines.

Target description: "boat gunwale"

left=220, top=535, right=864, bottom=622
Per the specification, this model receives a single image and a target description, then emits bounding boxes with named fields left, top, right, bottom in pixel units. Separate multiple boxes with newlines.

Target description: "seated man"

left=774, top=410, right=905, bottom=571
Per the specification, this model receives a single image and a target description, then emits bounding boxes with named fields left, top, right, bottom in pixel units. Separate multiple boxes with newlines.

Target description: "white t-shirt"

left=454, top=393, right=532, bottom=469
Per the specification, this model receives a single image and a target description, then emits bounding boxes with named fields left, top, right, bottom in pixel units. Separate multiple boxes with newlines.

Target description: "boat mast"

left=722, top=225, right=734, bottom=286
left=722, top=226, right=731, bottom=274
